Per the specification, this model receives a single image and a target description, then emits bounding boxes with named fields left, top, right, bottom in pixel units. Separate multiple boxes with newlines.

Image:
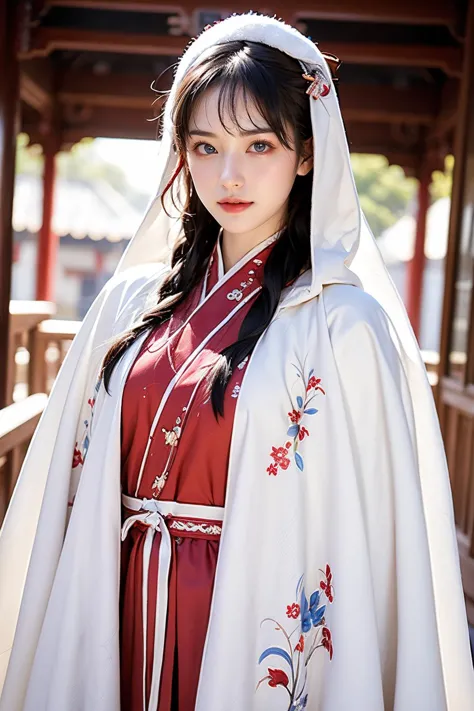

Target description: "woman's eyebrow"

left=188, top=128, right=274, bottom=137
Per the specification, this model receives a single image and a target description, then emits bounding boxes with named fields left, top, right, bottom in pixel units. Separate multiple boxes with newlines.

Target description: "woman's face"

left=185, top=85, right=312, bottom=245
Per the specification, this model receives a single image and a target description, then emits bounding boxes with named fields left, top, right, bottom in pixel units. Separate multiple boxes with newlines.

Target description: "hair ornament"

left=302, top=67, right=331, bottom=100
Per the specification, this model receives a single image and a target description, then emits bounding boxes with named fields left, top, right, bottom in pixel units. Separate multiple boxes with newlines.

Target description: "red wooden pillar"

left=0, top=1, right=20, bottom=409
left=36, top=141, right=59, bottom=301
left=406, top=165, right=431, bottom=341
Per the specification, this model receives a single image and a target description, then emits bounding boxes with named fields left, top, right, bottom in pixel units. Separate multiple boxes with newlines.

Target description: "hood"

left=116, top=13, right=363, bottom=308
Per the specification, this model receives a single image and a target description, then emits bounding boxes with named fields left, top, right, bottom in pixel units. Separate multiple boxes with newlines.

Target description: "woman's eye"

left=251, top=141, right=271, bottom=153
left=195, top=143, right=216, bottom=155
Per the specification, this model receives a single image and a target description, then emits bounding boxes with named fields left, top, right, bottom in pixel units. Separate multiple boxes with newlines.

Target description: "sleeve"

left=323, top=283, right=474, bottom=710
left=0, top=263, right=166, bottom=696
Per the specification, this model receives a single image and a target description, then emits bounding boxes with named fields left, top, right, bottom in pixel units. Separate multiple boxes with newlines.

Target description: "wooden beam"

left=326, top=41, right=462, bottom=77
left=19, top=59, right=53, bottom=114
left=44, top=0, right=458, bottom=26
left=23, top=27, right=187, bottom=57
left=57, top=71, right=159, bottom=110
left=24, top=27, right=463, bottom=76
left=429, top=78, right=459, bottom=139
left=56, top=72, right=440, bottom=125
left=345, top=121, right=424, bottom=158
left=339, top=84, right=439, bottom=126
left=406, top=164, right=431, bottom=338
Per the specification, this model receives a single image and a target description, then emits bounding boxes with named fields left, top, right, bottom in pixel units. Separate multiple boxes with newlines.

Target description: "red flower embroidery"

left=306, top=376, right=325, bottom=394
left=298, top=426, right=309, bottom=441
left=295, top=634, right=305, bottom=653
left=72, top=444, right=83, bottom=469
left=320, top=564, right=334, bottom=603
left=286, top=602, right=300, bottom=619
left=322, top=627, right=333, bottom=660
left=267, top=463, right=278, bottom=476
left=268, top=668, right=289, bottom=688
left=270, top=446, right=290, bottom=471
left=288, top=409, right=301, bottom=423
left=87, top=398, right=95, bottom=409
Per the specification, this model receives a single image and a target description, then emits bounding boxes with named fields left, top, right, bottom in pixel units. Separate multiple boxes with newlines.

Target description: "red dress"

left=120, top=236, right=275, bottom=711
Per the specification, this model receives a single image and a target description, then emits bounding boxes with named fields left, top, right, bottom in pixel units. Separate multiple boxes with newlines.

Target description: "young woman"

left=0, top=13, right=473, bottom=711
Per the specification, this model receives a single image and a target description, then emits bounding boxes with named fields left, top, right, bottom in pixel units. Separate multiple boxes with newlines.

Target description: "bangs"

left=173, top=42, right=302, bottom=151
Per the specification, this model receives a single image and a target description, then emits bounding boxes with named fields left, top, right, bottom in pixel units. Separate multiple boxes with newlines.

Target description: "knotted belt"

left=121, top=494, right=224, bottom=711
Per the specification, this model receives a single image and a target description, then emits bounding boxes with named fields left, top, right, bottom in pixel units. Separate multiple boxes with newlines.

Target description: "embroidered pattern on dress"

left=266, top=366, right=325, bottom=475
left=169, top=520, right=222, bottom=536
left=72, top=375, right=101, bottom=471
left=227, top=268, right=256, bottom=301
left=231, top=384, right=241, bottom=399
left=256, top=566, right=335, bottom=710
left=162, top=414, right=182, bottom=447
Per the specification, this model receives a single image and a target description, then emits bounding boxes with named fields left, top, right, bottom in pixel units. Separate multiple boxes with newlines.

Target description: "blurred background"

left=0, top=1, right=473, bottom=645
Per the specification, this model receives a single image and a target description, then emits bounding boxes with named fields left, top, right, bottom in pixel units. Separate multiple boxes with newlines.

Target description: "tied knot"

left=121, top=509, right=165, bottom=541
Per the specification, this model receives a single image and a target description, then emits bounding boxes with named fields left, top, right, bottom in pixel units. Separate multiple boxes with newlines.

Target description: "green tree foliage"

left=351, top=154, right=417, bottom=237
left=430, top=155, right=453, bottom=202
left=351, top=153, right=454, bottom=237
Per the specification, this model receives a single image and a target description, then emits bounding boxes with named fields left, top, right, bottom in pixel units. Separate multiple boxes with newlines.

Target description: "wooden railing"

left=0, top=394, right=48, bottom=523
left=0, top=302, right=80, bottom=524
left=8, top=300, right=56, bottom=405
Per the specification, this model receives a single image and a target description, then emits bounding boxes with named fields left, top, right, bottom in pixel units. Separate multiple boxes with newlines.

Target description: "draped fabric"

left=120, top=236, right=276, bottom=711
left=1, top=15, right=473, bottom=711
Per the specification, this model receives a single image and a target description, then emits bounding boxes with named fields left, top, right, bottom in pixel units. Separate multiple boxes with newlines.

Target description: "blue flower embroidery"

left=267, top=366, right=325, bottom=476
left=257, top=568, right=335, bottom=709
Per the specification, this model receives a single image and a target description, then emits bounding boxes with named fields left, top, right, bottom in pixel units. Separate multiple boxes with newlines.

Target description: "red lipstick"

left=217, top=197, right=254, bottom=213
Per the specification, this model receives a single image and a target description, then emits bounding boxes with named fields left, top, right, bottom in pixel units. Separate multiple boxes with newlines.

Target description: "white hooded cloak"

left=0, top=12, right=473, bottom=711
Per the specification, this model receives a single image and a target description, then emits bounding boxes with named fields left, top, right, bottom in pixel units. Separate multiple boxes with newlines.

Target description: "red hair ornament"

left=302, top=67, right=331, bottom=100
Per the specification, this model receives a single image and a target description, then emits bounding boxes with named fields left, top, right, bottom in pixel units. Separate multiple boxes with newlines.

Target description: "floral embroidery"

left=321, top=628, right=333, bottom=660
left=227, top=265, right=258, bottom=301
left=227, top=288, right=244, bottom=302
left=72, top=446, right=83, bottom=469
left=266, top=668, right=289, bottom=688
left=162, top=414, right=182, bottom=447
left=270, top=445, right=291, bottom=470
left=286, top=603, right=300, bottom=619
left=72, top=376, right=101, bottom=470
left=319, top=564, right=334, bottom=603
left=267, top=366, right=325, bottom=475
left=295, top=635, right=305, bottom=653
left=306, top=376, right=325, bottom=394
left=231, top=384, right=241, bottom=399
left=257, top=566, right=335, bottom=710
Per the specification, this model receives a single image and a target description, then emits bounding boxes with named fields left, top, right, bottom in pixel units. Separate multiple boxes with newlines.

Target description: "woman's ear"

left=297, top=138, right=314, bottom=176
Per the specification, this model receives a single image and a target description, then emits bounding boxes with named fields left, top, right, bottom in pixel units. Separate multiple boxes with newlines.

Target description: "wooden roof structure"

left=19, top=0, right=468, bottom=176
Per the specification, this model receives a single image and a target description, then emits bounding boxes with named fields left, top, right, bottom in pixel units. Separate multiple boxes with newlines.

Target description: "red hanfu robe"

left=120, top=235, right=276, bottom=711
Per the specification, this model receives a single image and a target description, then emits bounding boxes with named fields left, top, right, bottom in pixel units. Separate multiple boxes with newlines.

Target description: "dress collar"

left=215, top=228, right=282, bottom=281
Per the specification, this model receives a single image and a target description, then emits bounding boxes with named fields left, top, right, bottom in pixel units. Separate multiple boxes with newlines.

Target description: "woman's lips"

left=218, top=201, right=253, bottom=213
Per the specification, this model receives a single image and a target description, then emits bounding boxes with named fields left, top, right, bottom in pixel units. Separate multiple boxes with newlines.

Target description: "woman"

left=0, top=13, right=473, bottom=711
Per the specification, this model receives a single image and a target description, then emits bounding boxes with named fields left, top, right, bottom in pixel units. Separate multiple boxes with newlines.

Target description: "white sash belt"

left=121, top=494, right=225, bottom=711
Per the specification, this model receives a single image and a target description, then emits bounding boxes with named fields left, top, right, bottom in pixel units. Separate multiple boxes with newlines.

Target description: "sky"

left=94, top=137, right=162, bottom=197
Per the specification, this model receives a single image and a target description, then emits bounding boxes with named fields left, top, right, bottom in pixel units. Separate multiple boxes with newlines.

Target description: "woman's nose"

left=220, top=156, right=244, bottom=191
